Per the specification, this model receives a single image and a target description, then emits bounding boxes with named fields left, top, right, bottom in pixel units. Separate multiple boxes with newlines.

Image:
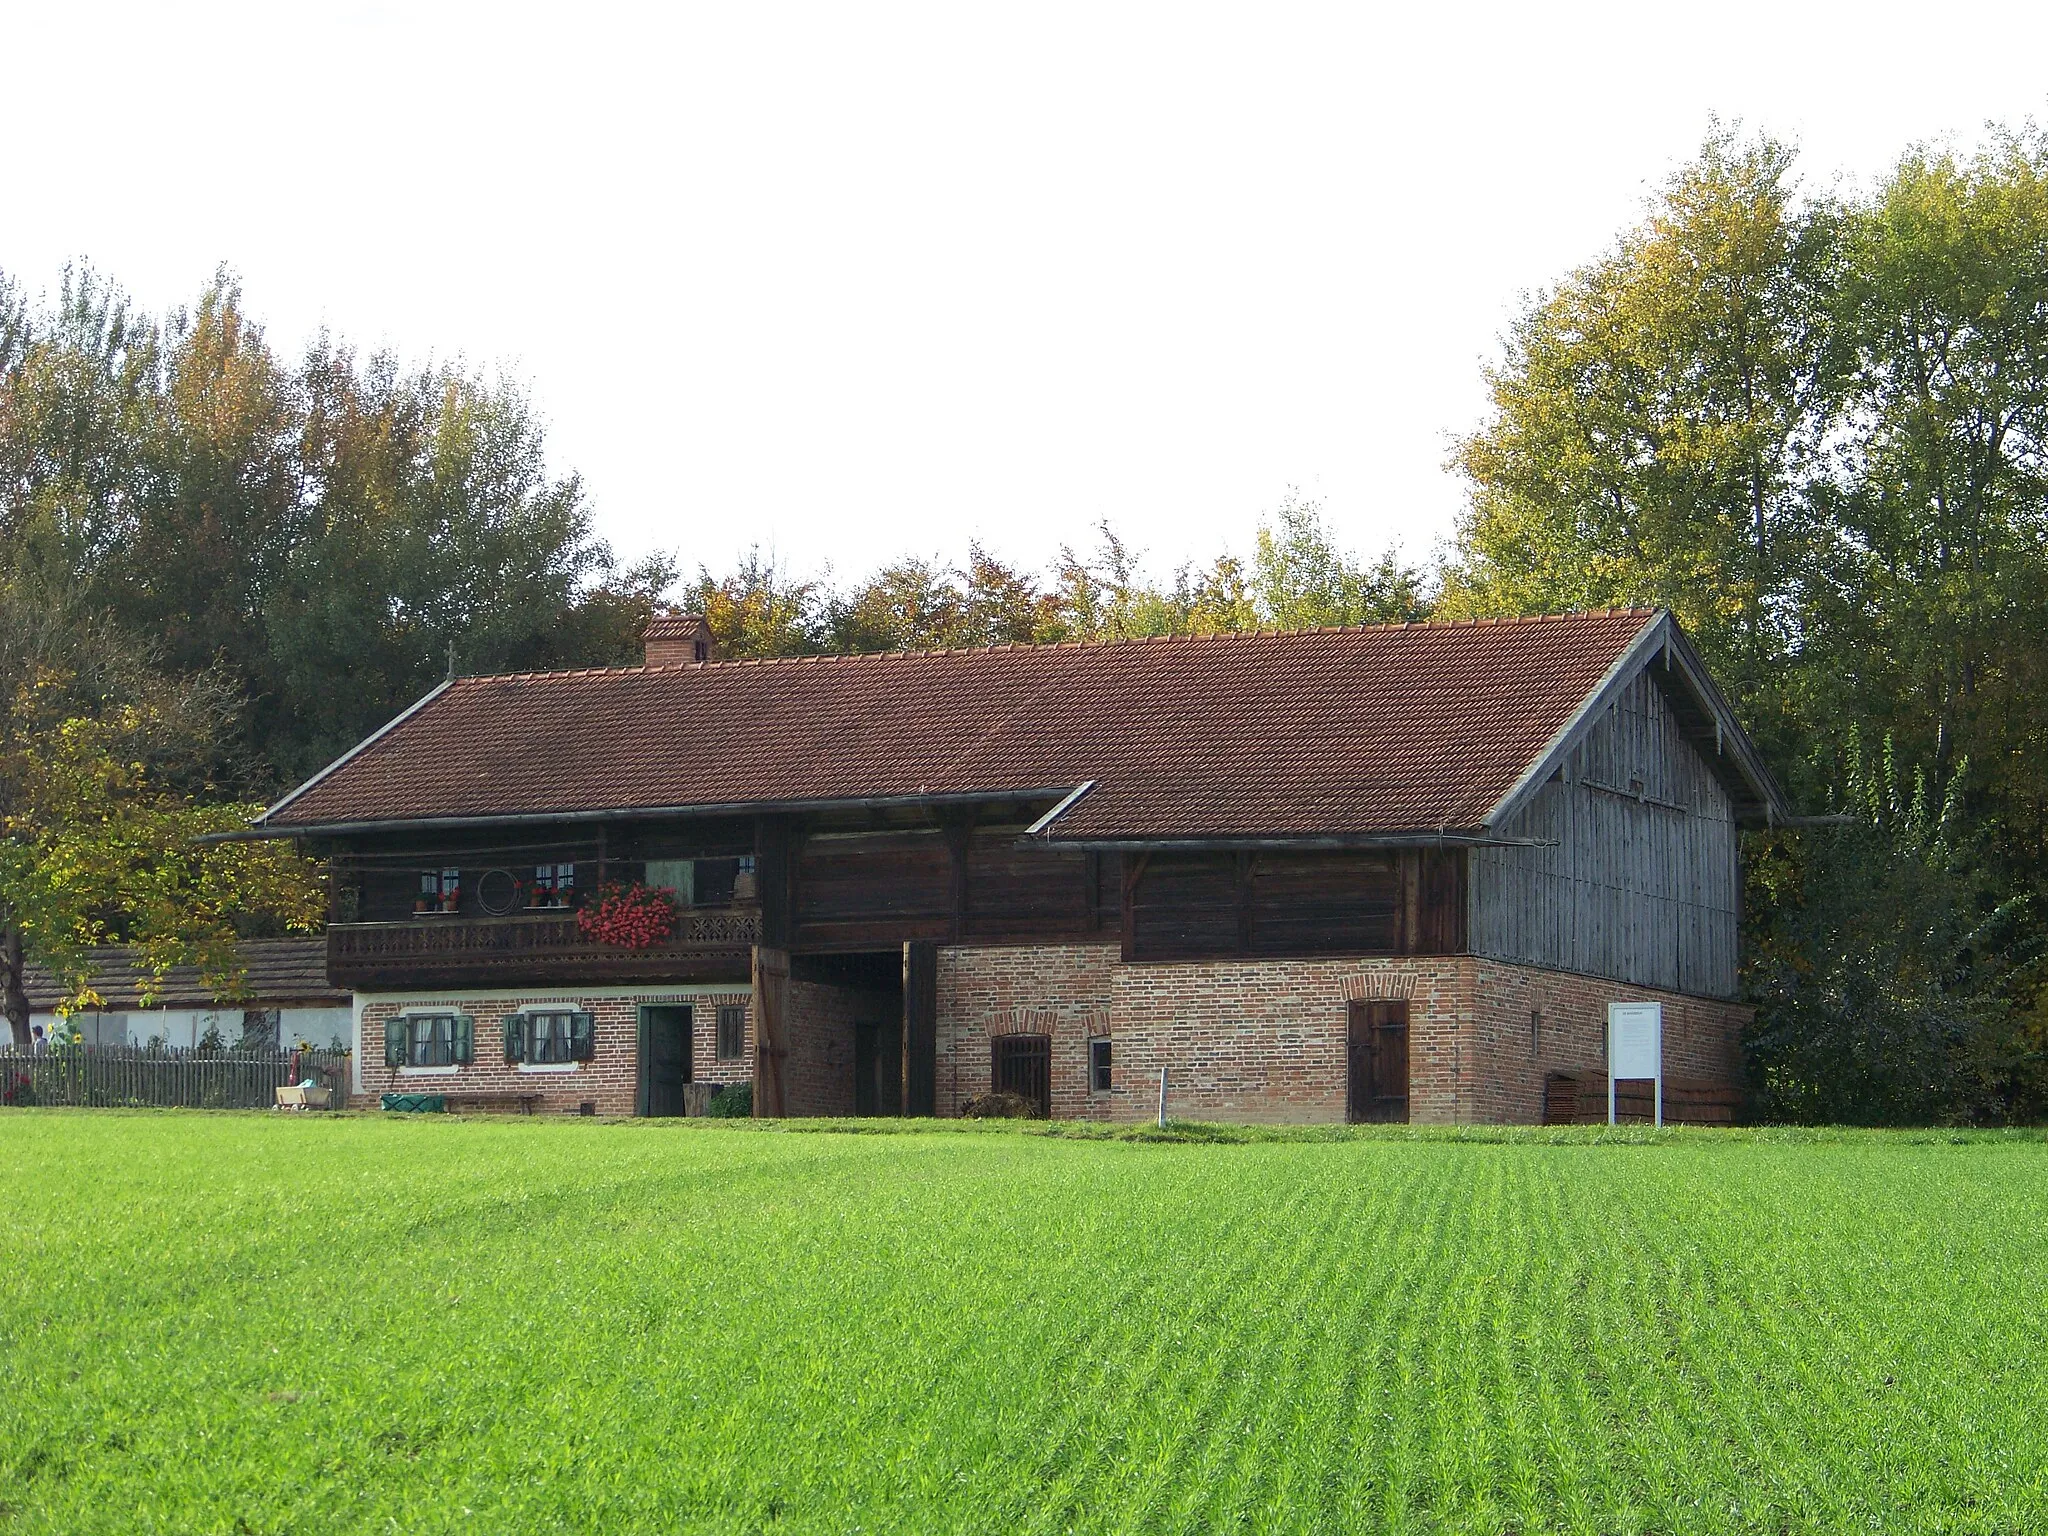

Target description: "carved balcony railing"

left=327, top=907, right=761, bottom=989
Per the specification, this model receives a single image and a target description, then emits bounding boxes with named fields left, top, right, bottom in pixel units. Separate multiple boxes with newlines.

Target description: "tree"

left=0, top=590, right=323, bottom=1044
left=1446, top=129, right=1844, bottom=744
left=1821, top=129, right=2048, bottom=856
left=0, top=270, right=645, bottom=790
left=1251, top=492, right=1429, bottom=628
left=689, top=548, right=827, bottom=659
left=1743, top=736, right=2035, bottom=1123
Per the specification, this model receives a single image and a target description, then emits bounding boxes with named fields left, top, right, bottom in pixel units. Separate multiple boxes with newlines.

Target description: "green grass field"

left=2, top=1115, right=2045, bottom=1534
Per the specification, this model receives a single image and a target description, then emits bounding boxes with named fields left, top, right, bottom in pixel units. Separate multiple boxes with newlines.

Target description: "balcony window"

left=644, top=859, right=695, bottom=905
left=417, top=868, right=461, bottom=914
left=531, top=863, right=576, bottom=909
left=695, top=859, right=738, bottom=906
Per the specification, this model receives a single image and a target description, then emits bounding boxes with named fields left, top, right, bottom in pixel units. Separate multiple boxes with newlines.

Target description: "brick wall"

left=1466, top=960, right=1748, bottom=1124
left=356, top=953, right=1751, bottom=1125
left=933, top=944, right=1748, bottom=1125
left=357, top=988, right=750, bottom=1115
left=778, top=978, right=893, bottom=1117
left=937, top=944, right=1116, bottom=1119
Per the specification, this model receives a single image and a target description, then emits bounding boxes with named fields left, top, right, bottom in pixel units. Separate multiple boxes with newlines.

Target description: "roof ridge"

left=450, top=608, right=1662, bottom=685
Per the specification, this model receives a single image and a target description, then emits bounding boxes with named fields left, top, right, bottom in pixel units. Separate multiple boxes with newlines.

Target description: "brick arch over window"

left=994, top=1008, right=1108, bottom=1037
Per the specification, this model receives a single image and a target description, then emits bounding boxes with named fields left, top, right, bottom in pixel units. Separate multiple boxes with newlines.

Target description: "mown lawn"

left=1, top=1114, right=2045, bottom=1534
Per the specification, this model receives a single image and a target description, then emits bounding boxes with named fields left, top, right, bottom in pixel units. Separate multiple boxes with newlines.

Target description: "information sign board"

left=1606, top=1001, right=1664, bottom=1126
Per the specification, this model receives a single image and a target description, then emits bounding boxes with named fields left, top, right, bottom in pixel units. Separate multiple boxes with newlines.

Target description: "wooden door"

left=639, top=1005, right=693, bottom=1117
left=854, top=1014, right=903, bottom=1117
left=992, top=1033, right=1052, bottom=1117
left=1347, top=1000, right=1410, bottom=1123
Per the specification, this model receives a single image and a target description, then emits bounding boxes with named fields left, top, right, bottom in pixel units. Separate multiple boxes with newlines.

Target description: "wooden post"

left=903, top=942, right=938, bottom=1117
left=751, top=945, right=789, bottom=1117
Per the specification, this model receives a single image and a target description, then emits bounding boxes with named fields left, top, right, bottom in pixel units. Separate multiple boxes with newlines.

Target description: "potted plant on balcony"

left=576, top=882, right=679, bottom=948
left=439, top=880, right=460, bottom=913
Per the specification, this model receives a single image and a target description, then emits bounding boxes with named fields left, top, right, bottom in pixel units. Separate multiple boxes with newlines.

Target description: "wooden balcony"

left=327, top=908, right=760, bottom=990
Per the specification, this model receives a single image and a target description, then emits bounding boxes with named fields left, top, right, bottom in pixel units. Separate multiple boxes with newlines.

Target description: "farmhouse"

left=243, top=608, right=1786, bottom=1123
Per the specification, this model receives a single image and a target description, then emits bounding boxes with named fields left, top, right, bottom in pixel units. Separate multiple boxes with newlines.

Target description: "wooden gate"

left=1347, top=1000, right=1410, bottom=1123
left=992, top=1033, right=1051, bottom=1117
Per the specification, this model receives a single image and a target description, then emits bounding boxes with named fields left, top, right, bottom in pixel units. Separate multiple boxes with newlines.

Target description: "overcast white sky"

left=8, top=2, right=2047, bottom=586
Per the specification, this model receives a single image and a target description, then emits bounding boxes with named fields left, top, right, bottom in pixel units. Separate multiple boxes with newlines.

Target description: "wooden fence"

left=0, top=1046, right=352, bottom=1111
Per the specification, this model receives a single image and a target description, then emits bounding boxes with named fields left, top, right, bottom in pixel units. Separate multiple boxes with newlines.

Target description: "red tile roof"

left=261, top=610, right=1665, bottom=841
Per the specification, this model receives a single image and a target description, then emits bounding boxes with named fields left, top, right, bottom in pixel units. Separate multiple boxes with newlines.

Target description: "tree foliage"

left=0, top=267, right=657, bottom=789
left=0, top=587, right=323, bottom=1044
left=1451, top=122, right=2048, bottom=1120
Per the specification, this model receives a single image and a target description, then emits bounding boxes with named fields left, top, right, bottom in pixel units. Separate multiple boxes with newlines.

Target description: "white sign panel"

left=1606, top=1001, right=1664, bottom=1126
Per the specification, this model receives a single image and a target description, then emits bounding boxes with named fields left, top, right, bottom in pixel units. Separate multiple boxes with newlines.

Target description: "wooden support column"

left=903, top=941, right=938, bottom=1117
left=751, top=944, right=789, bottom=1117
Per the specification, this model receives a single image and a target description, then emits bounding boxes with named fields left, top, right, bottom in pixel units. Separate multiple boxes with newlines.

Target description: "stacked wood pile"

left=1542, top=1071, right=1740, bottom=1126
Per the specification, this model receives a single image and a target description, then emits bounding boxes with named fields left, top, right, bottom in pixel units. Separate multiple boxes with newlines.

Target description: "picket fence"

left=0, top=1045, right=352, bottom=1111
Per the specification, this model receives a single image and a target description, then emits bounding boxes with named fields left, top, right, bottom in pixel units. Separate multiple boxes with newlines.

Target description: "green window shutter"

left=384, top=1018, right=406, bottom=1069
left=503, top=1013, right=525, bottom=1064
left=570, top=1010, right=596, bottom=1061
left=453, top=1014, right=475, bottom=1065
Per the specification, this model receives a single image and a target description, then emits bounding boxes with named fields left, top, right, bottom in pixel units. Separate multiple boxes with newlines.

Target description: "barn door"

left=1347, top=1000, right=1410, bottom=1123
left=992, top=1034, right=1052, bottom=1117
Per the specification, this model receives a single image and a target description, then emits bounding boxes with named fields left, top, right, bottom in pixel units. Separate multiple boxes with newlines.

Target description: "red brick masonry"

left=357, top=988, right=751, bottom=1115
left=935, top=945, right=1746, bottom=1124
left=355, top=948, right=1746, bottom=1125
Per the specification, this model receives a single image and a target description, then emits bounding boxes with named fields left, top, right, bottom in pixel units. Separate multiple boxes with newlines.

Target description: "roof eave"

left=222, top=784, right=1093, bottom=842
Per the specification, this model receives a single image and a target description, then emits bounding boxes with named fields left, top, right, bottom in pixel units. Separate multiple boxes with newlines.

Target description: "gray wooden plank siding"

left=1469, top=667, right=1741, bottom=998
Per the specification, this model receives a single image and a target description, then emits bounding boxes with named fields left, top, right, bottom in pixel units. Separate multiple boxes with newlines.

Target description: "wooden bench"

left=440, top=1091, right=547, bottom=1116
left=1543, top=1071, right=1740, bottom=1126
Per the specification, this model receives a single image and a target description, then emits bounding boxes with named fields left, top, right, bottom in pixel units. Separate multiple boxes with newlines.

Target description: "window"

left=644, top=859, right=696, bottom=906
left=716, top=1004, right=746, bottom=1061
left=418, top=868, right=461, bottom=913
left=992, top=1034, right=1051, bottom=1116
left=385, top=1012, right=474, bottom=1069
left=693, top=639, right=708, bottom=662
left=1089, top=1037, right=1112, bottom=1093
left=694, top=858, right=739, bottom=906
left=532, top=863, right=576, bottom=908
left=239, top=1008, right=281, bottom=1051
left=504, top=1009, right=595, bottom=1065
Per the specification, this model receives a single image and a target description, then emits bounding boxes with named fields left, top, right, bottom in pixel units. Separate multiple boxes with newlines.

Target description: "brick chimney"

left=644, top=611, right=715, bottom=666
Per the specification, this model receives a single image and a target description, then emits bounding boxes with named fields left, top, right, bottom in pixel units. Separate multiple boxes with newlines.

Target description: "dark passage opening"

left=638, top=1004, right=694, bottom=1116
left=794, top=951, right=904, bottom=1117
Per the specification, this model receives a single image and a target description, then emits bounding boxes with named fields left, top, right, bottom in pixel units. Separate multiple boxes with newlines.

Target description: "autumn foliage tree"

left=0, top=591, right=323, bottom=1044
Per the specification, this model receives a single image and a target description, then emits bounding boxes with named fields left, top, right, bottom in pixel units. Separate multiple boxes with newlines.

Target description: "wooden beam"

left=751, top=944, right=789, bottom=1117
left=903, top=941, right=938, bottom=1117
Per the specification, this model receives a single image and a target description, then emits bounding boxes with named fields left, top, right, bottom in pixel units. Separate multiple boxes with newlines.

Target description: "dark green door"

left=639, top=1006, right=693, bottom=1116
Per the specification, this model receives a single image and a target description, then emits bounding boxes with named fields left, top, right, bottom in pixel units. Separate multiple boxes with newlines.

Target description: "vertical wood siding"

left=1469, top=669, right=1741, bottom=998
